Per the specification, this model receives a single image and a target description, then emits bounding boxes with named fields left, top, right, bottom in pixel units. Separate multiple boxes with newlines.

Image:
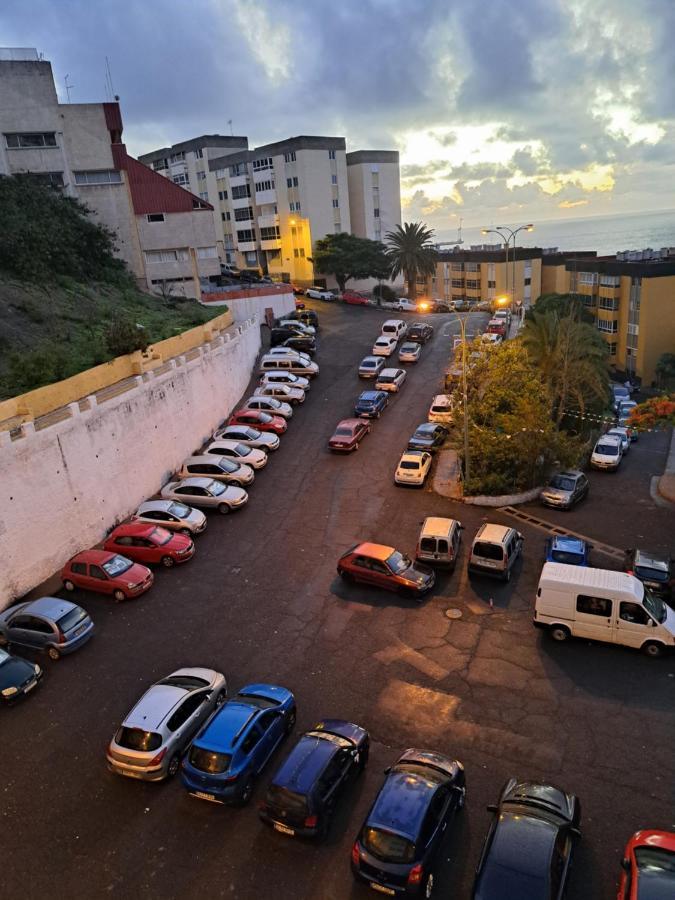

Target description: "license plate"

left=369, top=884, right=395, bottom=896
left=481, top=559, right=499, bottom=568
left=121, top=769, right=144, bottom=779
left=192, top=791, right=221, bottom=804
left=74, top=626, right=86, bottom=637
left=273, top=823, right=295, bottom=836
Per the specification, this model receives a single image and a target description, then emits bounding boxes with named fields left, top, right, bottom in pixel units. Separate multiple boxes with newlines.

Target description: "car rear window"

left=267, top=784, right=309, bottom=815
left=635, top=565, right=668, bottom=582
left=363, top=827, right=415, bottom=863
left=551, top=550, right=583, bottom=565
left=431, top=404, right=448, bottom=413
left=420, top=537, right=436, bottom=553
left=116, top=727, right=162, bottom=751
left=189, top=746, right=232, bottom=774
left=57, top=607, right=88, bottom=633
left=400, top=460, right=420, bottom=469
left=473, top=541, right=504, bottom=561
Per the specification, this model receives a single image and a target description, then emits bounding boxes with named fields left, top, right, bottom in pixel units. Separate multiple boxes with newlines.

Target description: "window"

left=199, top=191, right=208, bottom=200
left=576, top=594, right=612, bottom=617
left=240, top=725, right=262, bottom=754
left=466, top=279, right=479, bottom=289
left=260, top=226, right=280, bottom=240
left=293, top=248, right=305, bottom=258
left=452, top=279, right=464, bottom=288
left=332, top=198, right=339, bottom=208
left=5, top=132, right=57, bottom=149
left=197, top=246, right=218, bottom=259
left=524, top=277, right=531, bottom=286
left=218, top=190, right=228, bottom=201
left=195, top=148, right=204, bottom=159
left=245, top=251, right=258, bottom=265
left=146, top=213, right=165, bottom=223
left=229, top=163, right=244, bottom=176
left=89, top=565, right=107, bottom=581
left=286, top=176, right=299, bottom=188
left=579, top=272, right=598, bottom=285
left=252, top=156, right=273, bottom=171
left=487, top=280, right=496, bottom=288
left=232, top=183, right=251, bottom=200
left=600, top=274, right=620, bottom=287
left=284, top=151, right=296, bottom=163
left=234, top=206, right=254, bottom=222
left=619, top=602, right=650, bottom=625
left=197, top=171, right=206, bottom=181
left=166, top=693, right=204, bottom=732
left=70, top=562, right=87, bottom=576
left=331, top=174, right=338, bottom=185
left=169, top=152, right=185, bottom=163
left=597, top=319, right=618, bottom=333
left=255, top=179, right=274, bottom=192
left=328, top=149, right=336, bottom=160
left=599, top=297, right=619, bottom=311
left=74, top=170, right=122, bottom=185
left=27, top=171, right=64, bottom=188
left=152, top=159, right=168, bottom=171
left=608, top=342, right=617, bottom=356
left=172, top=174, right=188, bottom=185
left=334, top=222, right=342, bottom=233
left=289, top=201, right=301, bottom=212
left=221, top=211, right=231, bottom=221
left=236, top=229, right=256, bottom=242
left=214, top=168, right=226, bottom=179
left=144, top=249, right=189, bottom=263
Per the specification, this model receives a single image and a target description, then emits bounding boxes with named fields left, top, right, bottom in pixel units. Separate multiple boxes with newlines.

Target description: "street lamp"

left=447, top=311, right=471, bottom=485
left=482, top=224, right=534, bottom=310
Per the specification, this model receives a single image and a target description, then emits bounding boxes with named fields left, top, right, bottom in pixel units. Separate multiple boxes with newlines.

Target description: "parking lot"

left=2, top=299, right=674, bottom=900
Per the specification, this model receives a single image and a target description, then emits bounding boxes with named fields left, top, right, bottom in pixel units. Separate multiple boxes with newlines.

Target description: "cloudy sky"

left=2, top=0, right=674, bottom=237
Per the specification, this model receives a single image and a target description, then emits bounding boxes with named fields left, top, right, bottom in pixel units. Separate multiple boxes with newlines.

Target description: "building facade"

left=346, top=150, right=401, bottom=242
left=540, top=250, right=598, bottom=295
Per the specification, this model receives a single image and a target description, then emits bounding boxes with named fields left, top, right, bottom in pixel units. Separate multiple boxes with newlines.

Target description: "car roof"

left=178, top=477, right=216, bottom=489
left=551, top=536, right=585, bottom=553
left=431, top=394, right=452, bottom=405
left=358, top=391, right=381, bottom=400
left=596, top=434, right=622, bottom=445
left=556, top=470, right=584, bottom=479
left=415, top=422, right=439, bottom=433
left=110, top=523, right=157, bottom=538
left=70, top=549, right=116, bottom=563
left=137, top=500, right=176, bottom=514
left=271, top=733, right=337, bottom=794
left=382, top=319, right=404, bottom=326
left=375, top=335, right=395, bottom=343
left=368, top=768, right=438, bottom=840
left=125, top=683, right=191, bottom=731
left=379, top=368, right=402, bottom=376
left=633, top=549, right=670, bottom=570
left=336, top=418, right=362, bottom=429
left=24, top=596, right=78, bottom=620
left=421, top=517, right=458, bottom=537
left=354, top=542, right=395, bottom=561
left=479, top=814, right=556, bottom=890
left=401, top=450, right=425, bottom=461
left=475, top=523, right=512, bottom=543
left=360, top=356, right=380, bottom=363
left=196, top=699, right=259, bottom=751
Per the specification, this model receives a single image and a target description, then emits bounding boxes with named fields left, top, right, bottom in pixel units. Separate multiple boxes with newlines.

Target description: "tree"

left=311, top=233, right=390, bottom=292
left=371, top=283, right=397, bottom=304
left=628, top=394, right=675, bottom=431
left=384, top=222, right=437, bottom=300
left=655, top=353, right=675, bottom=389
left=527, top=292, right=594, bottom=325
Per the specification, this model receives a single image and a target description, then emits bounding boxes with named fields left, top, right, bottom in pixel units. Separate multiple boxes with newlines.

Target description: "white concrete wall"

left=0, top=319, right=261, bottom=608
left=203, top=289, right=295, bottom=323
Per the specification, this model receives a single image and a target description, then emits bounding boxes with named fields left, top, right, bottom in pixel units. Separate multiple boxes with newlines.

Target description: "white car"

left=606, top=427, right=631, bottom=454
left=398, top=342, right=422, bottom=363
left=372, top=335, right=398, bottom=357
left=305, top=286, right=335, bottom=301
left=133, top=499, right=207, bottom=535
left=253, top=383, right=305, bottom=406
left=243, top=395, right=293, bottom=419
left=161, top=477, right=248, bottom=514
left=260, top=371, right=310, bottom=392
left=396, top=298, right=418, bottom=313
left=394, top=450, right=432, bottom=487
left=590, top=434, right=623, bottom=470
left=359, top=356, right=386, bottom=378
left=428, top=394, right=454, bottom=424
left=480, top=333, right=502, bottom=348
left=375, top=367, right=407, bottom=392
left=204, top=439, right=268, bottom=469
left=277, top=319, right=316, bottom=336
left=212, top=424, right=280, bottom=452
left=266, top=347, right=313, bottom=366
left=179, top=455, right=254, bottom=487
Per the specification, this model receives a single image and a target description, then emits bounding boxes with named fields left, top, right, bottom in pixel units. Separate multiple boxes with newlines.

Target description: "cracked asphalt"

left=2, top=300, right=673, bottom=900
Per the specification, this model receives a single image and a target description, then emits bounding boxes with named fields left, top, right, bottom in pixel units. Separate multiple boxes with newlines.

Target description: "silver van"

left=468, top=523, right=524, bottom=582
left=416, top=517, right=463, bottom=569
left=259, top=354, right=319, bottom=378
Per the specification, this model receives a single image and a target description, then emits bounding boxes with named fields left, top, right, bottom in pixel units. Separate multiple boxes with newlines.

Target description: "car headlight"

left=34, top=664, right=41, bottom=675
left=2, top=686, right=18, bottom=697
left=127, top=582, right=138, bottom=589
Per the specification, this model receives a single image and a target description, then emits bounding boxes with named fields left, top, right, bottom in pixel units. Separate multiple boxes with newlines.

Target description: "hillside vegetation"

left=0, top=175, right=223, bottom=399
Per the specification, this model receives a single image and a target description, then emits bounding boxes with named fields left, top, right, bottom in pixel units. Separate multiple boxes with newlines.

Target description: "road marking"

left=374, top=641, right=450, bottom=681
left=498, top=506, right=625, bottom=560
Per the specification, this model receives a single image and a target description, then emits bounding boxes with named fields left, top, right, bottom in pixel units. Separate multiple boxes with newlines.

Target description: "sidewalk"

left=433, top=449, right=463, bottom=500
left=656, top=428, right=675, bottom=504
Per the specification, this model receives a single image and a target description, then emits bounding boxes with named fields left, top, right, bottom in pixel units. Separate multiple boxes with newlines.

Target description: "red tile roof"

left=121, top=151, right=214, bottom=215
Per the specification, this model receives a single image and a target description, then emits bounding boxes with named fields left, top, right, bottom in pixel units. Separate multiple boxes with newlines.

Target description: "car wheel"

left=48, top=647, right=61, bottom=661
left=179, top=527, right=192, bottom=536
left=218, top=503, right=230, bottom=515
left=167, top=754, right=181, bottom=778
left=161, top=555, right=175, bottom=568
left=549, top=624, right=570, bottom=643
left=238, top=776, right=254, bottom=806
left=113, top=589, right=126, bottom=603
left=642, top=641, right=664, bottom=659
left=63, top=580, right=75, bottom=592
left=423, top=873, right=434, bottom=898
left=285, top=706, right=297, bottom=734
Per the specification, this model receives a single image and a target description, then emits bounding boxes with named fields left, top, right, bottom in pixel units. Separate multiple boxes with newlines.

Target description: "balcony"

left=260, top=237, right=282, bottom=251
left=231, top=194, right=253, bottom=209
left=598, top=284, right=621, bottom=299
left=229, top=173, right=250, bottom=188
left=255, top=188, right=277, bottom=205
left=235, top=239, right=258, bottom=252
left=258, top=214, right=280, bottom=229
left=575, top=282, right=597, bottom=295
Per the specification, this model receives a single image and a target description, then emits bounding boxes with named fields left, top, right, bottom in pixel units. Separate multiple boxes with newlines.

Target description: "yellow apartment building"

left=540, top=250, right=598, bottom=295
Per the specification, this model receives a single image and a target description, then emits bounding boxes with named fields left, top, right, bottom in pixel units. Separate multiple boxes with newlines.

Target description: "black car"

left=625, top=548, right=674, bottom=605
left=288, top=309, right=319, bottom=329
left=352, top=749, right=465, bottom=897
left=259, top=719, right=369, bottom=838
left=0, top=647, right=42, bottom=702
left=270, top=329, right=316, bottom=354
left=407, top=322, right=434, bottom=343
left=473, top=779, right=581, bottom=900
left=408, top=423, right=449, bottom=453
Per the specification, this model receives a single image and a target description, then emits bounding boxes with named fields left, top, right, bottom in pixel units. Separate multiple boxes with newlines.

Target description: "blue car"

left=352, top=749, right=465, bottom=897
left=181, top=683, right=295, bottom=805
left=0, top=597, right=94, bottom=660
left=354, top=390, right=389, bottom=419
left=545, top=536, right=590, bottom=567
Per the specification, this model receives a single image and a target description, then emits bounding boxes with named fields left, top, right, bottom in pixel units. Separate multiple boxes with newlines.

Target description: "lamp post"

left=482, top=227, right=510, bottom=308
left=447, top=311, right=471, bottom=485
left=482, top=224, right=534, bottom=311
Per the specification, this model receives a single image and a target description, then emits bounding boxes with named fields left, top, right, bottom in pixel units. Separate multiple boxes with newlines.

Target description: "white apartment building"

left=347, top=150, right=401, bottom=242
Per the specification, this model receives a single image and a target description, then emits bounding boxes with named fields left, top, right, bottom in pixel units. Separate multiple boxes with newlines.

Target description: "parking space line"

left=498, top=505, right=625, bottom=560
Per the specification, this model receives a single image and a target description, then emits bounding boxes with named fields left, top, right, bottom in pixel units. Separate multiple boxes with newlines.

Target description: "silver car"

left=540, top=470, right=589, bottom=509
left=106, top=667, right=227, bottom=781
left=133, top=499, right=207, bottom=535
left=253, top=383, right=305, bottom=406
left=242, top=394, right=293, bottom=419
left=204, top=439, right=268, bottom=469
left=398, top=342, right=422, bottom=363
left=179, top=455, right=254, bottom=487
left=161, top=477, right=248, bottom=514
left=212, top=424, right=280, bottom=451
left=260, top=371, right=310, bottom=392
left=359, top=356, right=385, bottom=378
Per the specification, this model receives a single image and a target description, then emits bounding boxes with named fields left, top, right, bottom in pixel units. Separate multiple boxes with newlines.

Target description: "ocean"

left=436, top=208, right=675, bottom=257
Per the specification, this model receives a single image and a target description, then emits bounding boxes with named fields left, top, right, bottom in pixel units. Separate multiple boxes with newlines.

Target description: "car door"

left=254, top=709, right=286, bottom=770
left=574, top=593, right=613, bottom=641
left=419, top=787, right=451, bottom=868
left=6, top=614, right=41, bottom=650
left=368, top=559, right=392, bottom=589
left=615, top=601, right=655, bottom=648
left=165, top=691, right=210, bottom=754
left=551, top=829, right=573, bottom=899
left=88, top=564, right=113, bottom=594
left=317, top=751, right=350, bottom=816
left=349, top=555, right=377, bottom=586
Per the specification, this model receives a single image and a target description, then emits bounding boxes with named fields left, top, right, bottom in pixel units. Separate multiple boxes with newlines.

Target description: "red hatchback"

left=228, top=409, right=287, bottom=434
left=342, top=290, right=370, bottom=306
left=62, top=550, right=153, bottom=602
left=618, top=830, right=675, bottom=899
left=328, top=418, right=370, bottom=452
left=103, top=523, right=194, bottom=567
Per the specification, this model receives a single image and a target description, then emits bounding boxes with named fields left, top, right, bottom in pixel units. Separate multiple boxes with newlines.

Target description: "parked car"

left=394, top=450, right=432, bottom=487
left=352, top=748, right=466, bottom=898
left=103, top=523, right=194, bottom=568
left=259, top=353, right=319, bottom=378
left=265, top=347, right=313, bottom=365
left=354, top=390, right=388, bottom=419
left=590, top=434, right=623, bottom=471
left=618, top=399, right=638, bottom=419
left=161, top=477, right=248, bottom=514
left=395, top=298, right=418, bottom=312
left=213, top=424, right=280, bottom=452
left=290, top=309, right=319, bottom=329
left=62, top=550, right=153, bottom=602
left=260, top=371, right=310, bottom=392
left=468, top=524, right=523, bottom=582
left=253, top=383, right=305, bottom=406
left=486, top=318, right=508, bottom=338
left=480, top=332, right=502, bottom=348
left=204, top=439, right=268, bottom=469
left=545, top=535, right=590, bottom=566
left=292, top=284, right=305, bottom=295
left=372, top=335, right=398, bottom=357
left=611, top=383, right=631, bottom=412
left=359, top=356, right=386, bottom=378
left=242, top=395, right=293, bottom=419
left=624, top=548, right=674, bottom=604
left=277, top=318, right=316, bottom=336
left=376, top=367, right=407, bottom=392
left=328, top=418, right=371, bottom=452
left=381, top=319, right=408, bottom=341
left=428, top=394, right=454, bottom=424
left=181, top=683, right=296, bottom=804
left=416, top=517, right=463, bottom=569
left=179, top=455, right=255, bottom=487
left=0, top=648, right=42, bottom=701
left=337, top=542, right=435, bottom=599
left=106, top=667, right=227, bottom=781
left=618, top=829, right=675, bottom=900
left=540, top=470, right=589, bottom=509
left=342, top=290, right=371, bottom=306
left=227, top=409, right=287, bottom=434
left=270, top=329, right=316, bottom=354
left=398, top=341, right=422, bottom=363
left=407, top=322, right=434, bottom=343
left=618, top=412, right=639, bottom=437
left=473, top=779, right=581, bottom=900
left=259, top=719, right=370, bottom=839
left=493, top=308, right=511, bottom=327
left=306, top=286, right=335, bottom=301
left=294, top=296, right=305, bottom=309
left=0, top=597, right=94, bottom=660
left=607, top=426, right=631, bottom=453
left=408, top=423, right=448, bottom=453
left=133, top=499, right=207, bottom=535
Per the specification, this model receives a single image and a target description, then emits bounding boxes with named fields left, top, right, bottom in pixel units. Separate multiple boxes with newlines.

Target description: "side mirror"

left=646, top=619, right=655, bottom=627
left=621, top=858, right=631, bottom=871
left=486, top=804, right=498, bottom=813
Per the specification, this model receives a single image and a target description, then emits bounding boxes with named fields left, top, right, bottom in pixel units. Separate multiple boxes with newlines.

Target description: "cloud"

left=559, top=199, right=589, bottom=209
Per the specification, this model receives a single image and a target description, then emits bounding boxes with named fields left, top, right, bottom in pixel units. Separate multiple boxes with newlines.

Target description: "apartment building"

left=540, top=249, right=598, bottom=294
left=0, top=49, right=220, bottom=298
left=567, top=248, right=675, bottom=384
left=346, top=150, right=401, bottom=242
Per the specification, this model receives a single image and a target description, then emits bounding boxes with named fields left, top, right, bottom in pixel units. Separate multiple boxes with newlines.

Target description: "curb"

left=463, top=486, right=542, bottom=507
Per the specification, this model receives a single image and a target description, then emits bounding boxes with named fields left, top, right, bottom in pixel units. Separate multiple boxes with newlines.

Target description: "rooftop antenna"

left=64, top=74, right=74, bottom=102
left=105, top=56, right=116, bottom=101
left=228, top=119, right=233, bottom=136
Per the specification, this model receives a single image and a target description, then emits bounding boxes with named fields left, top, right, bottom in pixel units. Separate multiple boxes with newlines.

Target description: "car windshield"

left=386, top=550, right=412, bottom=574
left=643, top=588, right=667, bottom=623
left=635, top=564, right=668, bottom=582
left=596, top=443, right=619, bottom=456
left=234, top=443, right=251, bottom=456
left=218, top=459, right=238, bottom=473
left=188, top=746, right=232, bottom=774
left=413, top=430, right=431, bottom=440
left=549, top=476, right=575, bottom=492
left=116, top=727, right=162, bottom=751
left=207, top=480, right=226, bottom=496
left=57, top=606, right=88, bottom=632
left=102, top=556, right=133, bottom=577
left=168, top=502, right=190, bottom=517
left=243, top=428, right=261, bottom=439
left=267, top=784, right=309, bottom=815
left=264, top=397, right=281, bottom=407
left=400, top=460, right=420, bottom=470
left=150, top=527, right=172, bottom=546
left=256, top=412, right=273, bottom=423
left=363, top=827, right=415, bottom=863
left=552, top=550, right=583, bottom=565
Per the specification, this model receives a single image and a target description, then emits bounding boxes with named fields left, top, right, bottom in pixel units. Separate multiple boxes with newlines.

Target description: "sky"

left=2, top=0, right=675, bottom=238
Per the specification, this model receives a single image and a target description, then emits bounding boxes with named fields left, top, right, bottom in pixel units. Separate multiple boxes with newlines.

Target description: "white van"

left=590, top=434, right=623, bottom=470
left=416, top=517, right=463, bottom=569
left=534, top=562, right=675, bottom=658
left=381, top=319, right=407, bottom=341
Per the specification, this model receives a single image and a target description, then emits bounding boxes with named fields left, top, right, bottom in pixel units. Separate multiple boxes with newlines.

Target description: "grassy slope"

left=0, top=274, right=224, bottom=399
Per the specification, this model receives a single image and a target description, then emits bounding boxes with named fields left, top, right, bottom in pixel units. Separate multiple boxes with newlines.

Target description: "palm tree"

left=384, top=222, right=437, bottom=300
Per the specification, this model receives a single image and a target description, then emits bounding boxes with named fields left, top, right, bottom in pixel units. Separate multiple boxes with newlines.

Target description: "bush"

left=104, top=315, right=150, bottom=357
left=371, top=284, right=397, bottom=303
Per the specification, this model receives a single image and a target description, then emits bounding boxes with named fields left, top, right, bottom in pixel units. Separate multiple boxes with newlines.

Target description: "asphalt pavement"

left=2, top=299, right=674, bottom=900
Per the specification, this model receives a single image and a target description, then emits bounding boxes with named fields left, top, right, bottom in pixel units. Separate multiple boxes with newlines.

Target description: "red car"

left=294, top=297, right=306, bottom=309
left=487, top=318, right=507, bottom=337
left=103, top=523, right=194, bottom=567
left=227, top=409, right=287, bottom=434
left=618, top=830, right=675, bottom=899
left=342, top=290, right=370, bottom=306
left=337, top=542, right=435, bottom=599
left=62, top=550, right=153, bottom=602
left=328, top=418, right=371, bottom=452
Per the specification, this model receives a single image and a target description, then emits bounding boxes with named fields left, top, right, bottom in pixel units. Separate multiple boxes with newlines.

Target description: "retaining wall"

left=0, top=318, right=260, bottom=608
left=201, top=286, right=295, bottom=323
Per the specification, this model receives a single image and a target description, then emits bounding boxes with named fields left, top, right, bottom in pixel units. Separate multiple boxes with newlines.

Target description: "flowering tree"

left=628, top=394, right=675, bottom=431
